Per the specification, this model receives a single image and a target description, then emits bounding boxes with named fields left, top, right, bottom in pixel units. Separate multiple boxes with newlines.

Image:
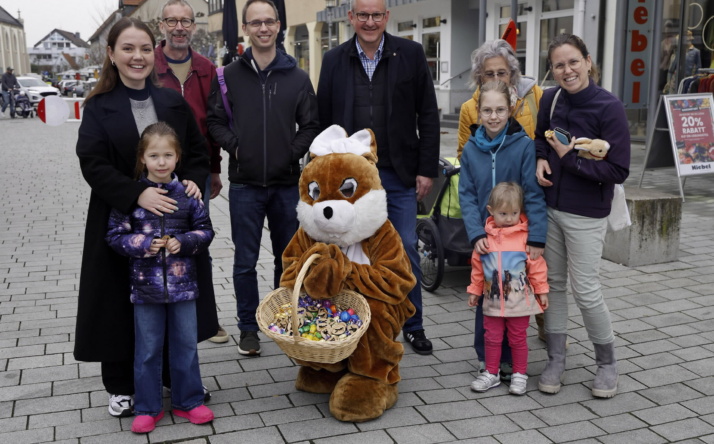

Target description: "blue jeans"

left=473, top=295, right=512, bottom=364
left=134, top=300, right=204, bottom=416
left=378, top=168, right=421, bottom=333
left=229, top=183, right=299, bottom=331
left=1, top=90, right=14, bottom=116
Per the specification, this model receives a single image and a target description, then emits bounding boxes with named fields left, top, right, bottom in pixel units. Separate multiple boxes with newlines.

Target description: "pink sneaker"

left=131, top=411, right=164, bottom=433
left=173, top=405, right=214, bottom=424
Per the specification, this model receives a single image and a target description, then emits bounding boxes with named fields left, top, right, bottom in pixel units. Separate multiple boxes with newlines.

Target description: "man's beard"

left=167, top=31, right=192, bottom=50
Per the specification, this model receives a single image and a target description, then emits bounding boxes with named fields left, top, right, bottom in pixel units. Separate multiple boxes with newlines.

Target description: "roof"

left=0, top=5, right=24, bottom=28
left=33, top=29, right=90, bottom=49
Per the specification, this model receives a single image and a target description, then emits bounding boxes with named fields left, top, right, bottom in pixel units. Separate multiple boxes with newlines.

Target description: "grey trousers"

left=543, top=208, right=614, bottom=344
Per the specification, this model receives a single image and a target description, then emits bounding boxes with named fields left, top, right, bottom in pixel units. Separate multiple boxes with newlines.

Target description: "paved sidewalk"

left=1, top=116, right=714, bottom=443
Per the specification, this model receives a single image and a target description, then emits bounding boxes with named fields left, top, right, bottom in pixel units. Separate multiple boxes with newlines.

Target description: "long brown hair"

left=134, top=122, right=182, bottom=179
left=85, top=17, right=159, bottom=103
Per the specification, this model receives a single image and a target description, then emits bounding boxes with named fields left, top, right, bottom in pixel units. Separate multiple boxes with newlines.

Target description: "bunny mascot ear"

left=309, top=125, right=378, bottom=164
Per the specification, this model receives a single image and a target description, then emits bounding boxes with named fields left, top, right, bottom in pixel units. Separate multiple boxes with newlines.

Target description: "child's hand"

left=536, top=294, right=549, bottom=310
left=468, top=294, right=479, bottom=307
left=526, top=245, right=544, bottom=260
left=149, top=238, right=166, bottom=255
left=165, top=237, right=182, bottom=255
left=475, top=238, right=489, bottom=255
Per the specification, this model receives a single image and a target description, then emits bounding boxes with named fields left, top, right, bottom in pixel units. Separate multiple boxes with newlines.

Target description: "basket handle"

left=290, top=253, right=321, bottom=340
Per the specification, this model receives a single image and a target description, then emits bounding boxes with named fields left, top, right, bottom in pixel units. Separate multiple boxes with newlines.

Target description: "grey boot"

left=538, top=333, right=567, bottom=394
left=592, top=342, right=618, bottom=398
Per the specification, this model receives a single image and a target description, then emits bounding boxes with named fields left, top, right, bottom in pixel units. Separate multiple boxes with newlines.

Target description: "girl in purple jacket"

left=106, top=122, right=215, bottom=433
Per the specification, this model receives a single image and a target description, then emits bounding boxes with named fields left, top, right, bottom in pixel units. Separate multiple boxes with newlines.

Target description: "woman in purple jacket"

left=534, top=34, right=630, bottom=399
left=106, top=122, right=214, bottom=433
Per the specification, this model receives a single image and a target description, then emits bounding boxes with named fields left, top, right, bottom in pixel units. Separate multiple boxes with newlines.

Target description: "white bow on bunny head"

left=309, top=125, right=373, bottom=157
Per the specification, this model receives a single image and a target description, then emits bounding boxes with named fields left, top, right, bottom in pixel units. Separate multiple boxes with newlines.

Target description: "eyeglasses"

left=354, top=12, right=387, bottom=22
left=483, top=70, right=510, bottom=79
left=245, top=19, right=279, bottom=28
left=552, top=57, right=583, bottom=73
left=480, top=107, right=509, bottom=118
left=162, top=18, right=194, bottom=28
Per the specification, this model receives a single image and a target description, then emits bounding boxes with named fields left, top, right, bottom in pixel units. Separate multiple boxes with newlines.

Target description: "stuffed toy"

left=544, top=131, right=610, bottom=161
left=574, top=137, right=610, bottom=160
left=279, top=125, right=416, bottom=422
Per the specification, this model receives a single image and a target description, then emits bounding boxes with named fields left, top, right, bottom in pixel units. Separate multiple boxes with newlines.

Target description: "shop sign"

left=664, top=94, right=714, bottom=176
left=623, top=0, right=653, bottom=109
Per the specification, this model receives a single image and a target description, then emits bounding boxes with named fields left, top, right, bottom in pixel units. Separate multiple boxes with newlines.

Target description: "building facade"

left=0, top=6, right=30, bottom=75
left=29, top=29, right=90, bottom=73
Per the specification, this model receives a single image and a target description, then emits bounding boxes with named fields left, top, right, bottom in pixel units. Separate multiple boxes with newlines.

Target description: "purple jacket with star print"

left=106, top=175, right=214, bottom=304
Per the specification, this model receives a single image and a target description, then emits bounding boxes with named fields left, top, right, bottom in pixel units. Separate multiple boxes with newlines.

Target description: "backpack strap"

left=549, top=87, right=562, bottom=121
left=216, top=66, right=233, bottom=129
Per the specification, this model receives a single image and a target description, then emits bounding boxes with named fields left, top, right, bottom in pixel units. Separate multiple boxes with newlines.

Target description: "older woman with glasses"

left=534, top=34, right=630, bottom=399
left=457, top=39, right=543, bottom=158
left=457, top=39, right=545, bottom=383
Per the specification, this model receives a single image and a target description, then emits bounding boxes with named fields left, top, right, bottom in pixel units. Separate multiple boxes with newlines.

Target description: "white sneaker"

left=470, top=370, right=501, bottom=392
left=108, top=394, right=134, bottom=417
left=509, top=372, right=528, bottom=395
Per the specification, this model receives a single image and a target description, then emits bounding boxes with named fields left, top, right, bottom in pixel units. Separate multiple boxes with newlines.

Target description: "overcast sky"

left=1, top=0, right=117, bottom=47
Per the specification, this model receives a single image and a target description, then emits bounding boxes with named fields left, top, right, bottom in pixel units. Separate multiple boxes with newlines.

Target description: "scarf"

left=474, top=122, right=509, bottom=152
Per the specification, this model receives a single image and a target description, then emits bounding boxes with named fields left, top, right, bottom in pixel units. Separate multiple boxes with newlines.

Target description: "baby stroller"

left=13, top=89, right=33, bottom=118
left=416, top=157, right=473, bottom=291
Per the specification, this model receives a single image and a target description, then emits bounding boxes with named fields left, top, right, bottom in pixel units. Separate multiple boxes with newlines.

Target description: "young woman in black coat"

left=74, top=17, right=218, bottom=418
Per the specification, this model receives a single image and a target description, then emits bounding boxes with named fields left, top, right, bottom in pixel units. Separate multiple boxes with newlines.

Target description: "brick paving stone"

left=538, top=420, right=606, bottom=443
left=633, top=403, right=698, bottom=425
left=531, top=403, right=598, bottom=426
left=277, top=417, right=358, bottom=441
left=639, top=382, right=705, bottom=405
left=493, top=429, right=552, bottom=444
left=260, top=405, right=323, bottom=426
left=415, top=388, right=466, bottom=403
left=311, top=426, right=392, bottom=444
left=15, top=393, right=89, bottom=416
left=383, top=423, right=455, bottom=444
left=682, top=397, right=714, bottom=415
left=650, top=417, right=714, bottom=441
left=415, top=400, right=489, bottom=422
left=580, top=392, right=656, bottom=417
left=28, top=410, right=81, bottom=429
left=630, top=364, right=701, bottom=388
left=597, top=428, right=668, bottom=444
left=209, top=426, right=285, bottom=444
left=0, top=427, right=55, bottom=444
left=22, top=364, right=78, bottom=384
left=446, top=415, right=521, bottom=440
left=589, top=413, right=649, bottom=434
left=0, top=381, right=51, bottom=402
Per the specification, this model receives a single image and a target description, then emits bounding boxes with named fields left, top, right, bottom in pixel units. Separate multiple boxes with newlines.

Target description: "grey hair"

left=350, top=0, right=387, bottom=10
left=468, top=39, right=521, bottom=89
left=161, top=0, right=194, bottom=18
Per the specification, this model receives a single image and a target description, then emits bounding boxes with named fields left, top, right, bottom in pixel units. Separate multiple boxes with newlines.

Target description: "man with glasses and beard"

left=155, top=0, right=228, bottom=344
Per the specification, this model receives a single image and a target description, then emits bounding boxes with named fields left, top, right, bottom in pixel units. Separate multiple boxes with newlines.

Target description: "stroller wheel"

left=416, top=217, right=444, bottom=292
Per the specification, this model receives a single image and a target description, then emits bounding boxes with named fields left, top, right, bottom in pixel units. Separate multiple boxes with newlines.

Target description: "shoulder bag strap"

left=216, top=66, right=233, bottom=129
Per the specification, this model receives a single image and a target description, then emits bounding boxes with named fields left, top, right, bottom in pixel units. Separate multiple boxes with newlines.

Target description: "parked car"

left=66, top=78, right=97, bottom=98
left=16, top=76, right=60, bottom=106
left=58, top=80, right=78, bottom=96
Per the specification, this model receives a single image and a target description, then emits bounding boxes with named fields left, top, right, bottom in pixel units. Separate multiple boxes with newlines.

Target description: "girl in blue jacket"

left=106, top=122, right=215, bottom=433
left=459, top=80, right=547, bottom=380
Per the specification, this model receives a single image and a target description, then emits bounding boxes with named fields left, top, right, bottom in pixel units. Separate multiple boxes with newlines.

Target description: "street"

left=1, top=115, right=714, bottom=443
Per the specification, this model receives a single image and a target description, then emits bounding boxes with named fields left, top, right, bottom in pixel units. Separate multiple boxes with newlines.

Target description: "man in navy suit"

left=317, top=0, right=440, bottom=355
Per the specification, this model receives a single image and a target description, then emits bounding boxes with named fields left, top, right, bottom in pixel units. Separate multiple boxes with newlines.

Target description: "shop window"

left=541, top=0, right=574, bottom=13
left=293, top=25, right=309, bottom=73
left=422, top=16, right=441, bottom=28
left=422, top=32, right=440, bottom=82
left=538, top=16, right=573, bottom=87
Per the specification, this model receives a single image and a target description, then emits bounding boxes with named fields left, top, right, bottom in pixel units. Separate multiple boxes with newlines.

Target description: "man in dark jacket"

left=207, top=0, right=319, bottom=356
left=155, top=0, right=228, bottom=344
left=1, top=67, right=19, bottom=118
left=317, top=0, right=440, bottom=354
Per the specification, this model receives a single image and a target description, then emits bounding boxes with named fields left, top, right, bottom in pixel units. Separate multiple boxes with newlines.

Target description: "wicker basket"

left=257, top=253, right=371, bottom=364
